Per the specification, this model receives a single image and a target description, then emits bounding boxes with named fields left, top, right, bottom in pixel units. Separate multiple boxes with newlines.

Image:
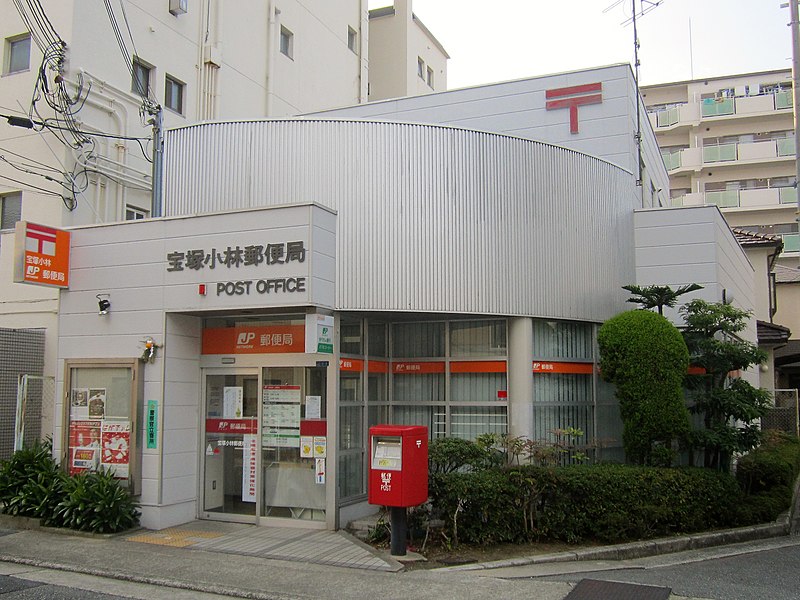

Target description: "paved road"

left=483, top=536, right=800, bottom=600
left=0, top=563, right=234, bottom=600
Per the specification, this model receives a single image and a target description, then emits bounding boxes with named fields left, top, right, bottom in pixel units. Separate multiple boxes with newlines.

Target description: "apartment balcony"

left=663, top=139, right=795, bottom=174
left=671, top=187, right=796, bottom=210
left=650, top=91, right=792, bottom=131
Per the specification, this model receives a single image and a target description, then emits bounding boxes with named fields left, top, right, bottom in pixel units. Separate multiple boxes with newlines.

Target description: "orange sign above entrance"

left=202, top=325, right=306, bottom=354
left=14, top=221, right=71, bottom=288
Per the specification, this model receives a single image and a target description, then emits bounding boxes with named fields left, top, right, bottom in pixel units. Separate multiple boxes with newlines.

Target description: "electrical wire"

left=0, top=173, right=75, bottom=209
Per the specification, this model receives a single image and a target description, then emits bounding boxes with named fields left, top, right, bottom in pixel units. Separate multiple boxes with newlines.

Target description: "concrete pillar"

left=508, top=317, right=533, bottom=440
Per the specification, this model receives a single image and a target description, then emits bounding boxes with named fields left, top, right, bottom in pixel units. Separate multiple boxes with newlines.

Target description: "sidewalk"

left=0, top=515, right=792, bottom=600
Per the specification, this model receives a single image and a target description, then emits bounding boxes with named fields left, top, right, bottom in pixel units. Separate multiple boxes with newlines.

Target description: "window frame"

left=347, top=26, right=358, bottom=53
left=132, top=57, right=152, bottom=97
left=280, top=26, right=294, bottom=59
left=5, top=33, right=31, bottom=74
left=417, top=57, right=425, bottom=79
left=426, top=66, right=434, bottom=88
left=164, top=74, right=185, bottom=115
left=125, top=205, right=149, bottom=221
left=1, top=192, right=22, bottom=230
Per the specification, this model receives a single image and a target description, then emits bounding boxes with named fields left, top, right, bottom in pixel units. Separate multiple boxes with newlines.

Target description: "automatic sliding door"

left=203, top=373, right=258, bottom=518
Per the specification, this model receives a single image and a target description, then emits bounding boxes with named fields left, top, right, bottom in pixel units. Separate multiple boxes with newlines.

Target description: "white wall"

left=633, top=206, right=759, bottom=376
left=308, top=63, right=670, bottom=206
left=56, top=204, right=335, bottom=528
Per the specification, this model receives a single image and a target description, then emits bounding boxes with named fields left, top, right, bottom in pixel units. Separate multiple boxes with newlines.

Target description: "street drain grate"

left=565, top=578, right=671, bottom=600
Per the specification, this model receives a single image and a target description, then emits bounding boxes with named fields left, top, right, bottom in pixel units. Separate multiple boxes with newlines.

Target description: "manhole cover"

left=565, top=578, right=671, bottom=600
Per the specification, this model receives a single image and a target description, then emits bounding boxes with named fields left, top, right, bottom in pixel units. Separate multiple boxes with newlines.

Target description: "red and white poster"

left=68, top=420, right=101, bottom=475
left=101, top=421, right=131, bottom=479
left=242, top=434, right=258, bottom=503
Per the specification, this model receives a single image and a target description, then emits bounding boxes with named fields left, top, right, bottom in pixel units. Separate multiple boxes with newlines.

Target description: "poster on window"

left=101, top=420, right=130, bottom=479
left=223, top=386, right=244, bottom=418
left=70, top=388, right=89, bottom=420
left=242, top=434, right=257, bottom=503
left=88, top=388, right=107, bottom=419
left=68, top=420, right=101, bottom=475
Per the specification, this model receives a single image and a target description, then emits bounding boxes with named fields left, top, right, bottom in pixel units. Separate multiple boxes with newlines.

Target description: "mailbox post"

left=368, top=425, right=428, bottom=556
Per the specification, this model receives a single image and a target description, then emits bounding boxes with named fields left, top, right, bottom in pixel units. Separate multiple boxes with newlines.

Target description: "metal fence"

left=761, top=389, right=799, bottom=436
left=15, top=374, right=56, bottom=452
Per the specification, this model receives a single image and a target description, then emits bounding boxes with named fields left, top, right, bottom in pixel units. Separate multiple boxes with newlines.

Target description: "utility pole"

left=150, top=107, right=164, bottom=218
left=791, top=0, right=800, bottom=264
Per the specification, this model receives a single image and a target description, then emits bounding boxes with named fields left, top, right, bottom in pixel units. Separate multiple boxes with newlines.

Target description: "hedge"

left=430, top=464, right=743, bottom=545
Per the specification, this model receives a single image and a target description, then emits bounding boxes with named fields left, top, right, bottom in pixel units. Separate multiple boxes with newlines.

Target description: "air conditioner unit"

left=169, top=0, right=187, bottom=16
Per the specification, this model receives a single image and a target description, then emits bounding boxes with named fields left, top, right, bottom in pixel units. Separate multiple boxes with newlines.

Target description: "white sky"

left=372, top=0, right=793, bottom=89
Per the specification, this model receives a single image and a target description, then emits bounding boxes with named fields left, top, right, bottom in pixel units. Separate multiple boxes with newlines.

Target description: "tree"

left=622, top=283, right=703, bottom=315
left=598, top=310, right=691, bottom=466
left=680, top=299, right=771, bottom=472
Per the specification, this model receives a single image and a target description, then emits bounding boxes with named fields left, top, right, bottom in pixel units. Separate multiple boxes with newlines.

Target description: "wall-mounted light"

left=97, top=294, right=111, bottom=315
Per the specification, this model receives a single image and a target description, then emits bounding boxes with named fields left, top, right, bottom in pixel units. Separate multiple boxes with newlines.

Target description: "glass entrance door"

left=202, top=372, right=259, bottom=519
left=261, top=366, right=327, bottom=521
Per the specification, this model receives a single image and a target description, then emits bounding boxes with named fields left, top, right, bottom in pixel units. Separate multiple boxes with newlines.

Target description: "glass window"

left=340, top=319, right=362, bottom=355
left=132, top=58, right=151, bottom=96
left=64, top=361, right=140, bottom=491
left=450, top=320, right=506, bottom=356
left=1, top=192, right=22, bottom=230
left=417, top=57, right=424, bottom=79
left=450, top=372, right=506, bottom=402
left=532, top=320, right=594, bottom=360
left=6, top=34, right=31, bottom=74
left=426, top=66, right=433, bottom=88
left=125, top=205, right=148, bottom=221
left=280, top=26, right=293, bottom=59
left=532, top=373, right=594, bottom=463
left=164, top=75, right=184, bottom=114
left=368, top=322, right=387, bottom=357
left=347, top=26, right=357, bottom=53
left=392, top=322, right=445, bottom=357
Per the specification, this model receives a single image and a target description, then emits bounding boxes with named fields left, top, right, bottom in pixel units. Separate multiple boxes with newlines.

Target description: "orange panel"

left=392, top=361, right=446, bottom=374
left=450, top=361, right=507, bottom=373
left=202, top=325, right=305, bottom=354
left=532, top=361, right=594, bottom=374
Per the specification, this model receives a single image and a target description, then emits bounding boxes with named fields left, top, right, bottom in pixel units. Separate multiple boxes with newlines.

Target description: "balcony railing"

left=780, top=187, right=797, bottom=204
left=701, top=98, right=735, bottom=117
left=784, top=233, right=800, bottom=253
left=778, top=137, right=796, bottom=156
left=672, top=188, right=797, bottom=210
left=705, top=190, right=740, bottom=207
left=702, top=143, right=737, bottom=163
left=661, top=150, right=682, bottom=171
left=776, top=91, right=793, bottom=109
left=652, top=92, right=791, bottom=128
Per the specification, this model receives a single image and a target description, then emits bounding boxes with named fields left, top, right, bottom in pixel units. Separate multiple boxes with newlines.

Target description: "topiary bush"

left=598, top=309, right=691, bottom=466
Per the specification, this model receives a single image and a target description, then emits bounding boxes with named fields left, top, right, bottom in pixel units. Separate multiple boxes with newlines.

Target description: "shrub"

left=0, top=442, right=139, bottom=534
left=734, top=432, right=800, bottom=523
left=0, top=440, right=65, bottom=524
left=55, top=469, right=140, bottom=534
left=429, top=463, right=743, bottom=545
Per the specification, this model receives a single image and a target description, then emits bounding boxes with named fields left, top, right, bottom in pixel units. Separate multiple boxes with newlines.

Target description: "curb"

left=0, top=554, right=303, bottom=600
left=437, top=519, right=791, bottom=572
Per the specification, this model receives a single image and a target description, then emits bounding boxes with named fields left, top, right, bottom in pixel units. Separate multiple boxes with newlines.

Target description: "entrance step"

left=347, top=511, right=387, bottom=541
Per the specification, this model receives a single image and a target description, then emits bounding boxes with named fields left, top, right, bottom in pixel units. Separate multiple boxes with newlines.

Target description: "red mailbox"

left=368, top=425, right=428, bottom=507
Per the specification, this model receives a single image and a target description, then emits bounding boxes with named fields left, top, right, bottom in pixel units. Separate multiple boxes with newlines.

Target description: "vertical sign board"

left=305, top=314, right=334, bottom=354
left=146, top=400, right=158, bottom=449
left=13, top=221, right=71, bottom=288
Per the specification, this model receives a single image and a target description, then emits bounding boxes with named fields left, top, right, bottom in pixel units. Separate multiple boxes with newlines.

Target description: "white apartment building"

left=641, top=71, right=800, bottom=394
left=367, top=0, right=448, bottom=101
left=641, top=70, right=798, bottom=261
left=0, top=0, right=447, bottom=457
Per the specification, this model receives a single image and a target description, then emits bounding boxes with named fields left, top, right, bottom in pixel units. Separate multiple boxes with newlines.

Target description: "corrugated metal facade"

left=164, top=120, right=636, bottom=322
